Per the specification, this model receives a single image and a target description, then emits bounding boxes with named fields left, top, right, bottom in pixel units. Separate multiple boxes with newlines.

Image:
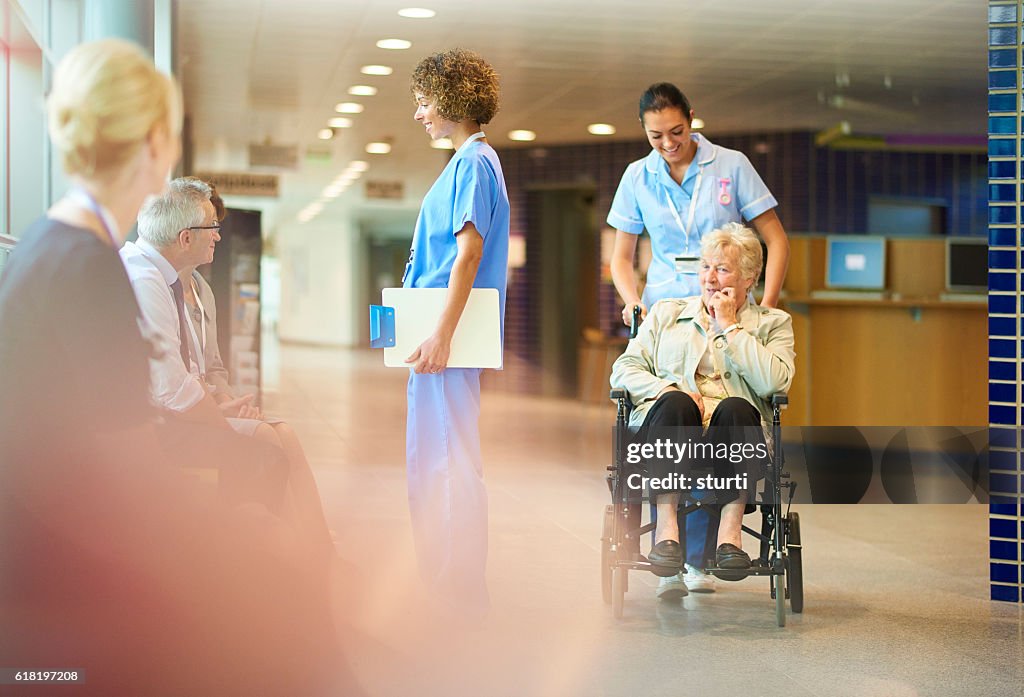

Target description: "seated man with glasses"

left=121, top=178, right=332, bottom=558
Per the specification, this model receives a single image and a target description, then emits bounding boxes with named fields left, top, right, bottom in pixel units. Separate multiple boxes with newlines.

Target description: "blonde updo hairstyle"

left=47, top=38, right=182, bottom=177
left=700, top=222, right=764, bottom=286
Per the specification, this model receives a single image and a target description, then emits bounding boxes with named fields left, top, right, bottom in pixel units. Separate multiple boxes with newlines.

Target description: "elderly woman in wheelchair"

left=609, top=222, right=795, bottom=582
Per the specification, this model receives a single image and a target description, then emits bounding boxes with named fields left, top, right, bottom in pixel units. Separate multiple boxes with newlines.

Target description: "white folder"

left=379, top=287, right=502, bottom=369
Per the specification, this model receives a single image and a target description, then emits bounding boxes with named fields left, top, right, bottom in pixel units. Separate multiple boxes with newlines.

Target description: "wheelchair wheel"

left=612, top=566, right=626, bottom=619
left=787, top=512, right=804, bottom=614
left=601, top=505, right=614, bottom=604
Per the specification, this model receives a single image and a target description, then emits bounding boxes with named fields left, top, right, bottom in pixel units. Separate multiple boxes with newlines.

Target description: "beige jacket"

left=609, top=296, right=795, bottom=431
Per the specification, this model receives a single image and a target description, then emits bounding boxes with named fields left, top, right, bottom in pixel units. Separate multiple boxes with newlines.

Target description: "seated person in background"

left=610, top=222, right=795, bottom=588
left=177, top=178, right=333, bottom=551
left=122, top=177, right=332, bottom=555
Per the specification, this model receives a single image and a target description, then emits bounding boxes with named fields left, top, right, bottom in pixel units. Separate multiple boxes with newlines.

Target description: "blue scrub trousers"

left=406, top=367, right=489, bottom=610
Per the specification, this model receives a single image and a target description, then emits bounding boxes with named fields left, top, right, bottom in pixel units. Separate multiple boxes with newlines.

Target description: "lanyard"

left=663, top=165, right=704, bottom=251
left=462, top=131, right=486, bottom=148
left=181, top=275, right=208, bottom=378
left=68, top=187, right=119, bottom=247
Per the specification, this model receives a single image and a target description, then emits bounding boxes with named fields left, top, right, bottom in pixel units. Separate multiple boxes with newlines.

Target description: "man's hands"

left=218, top=393, right=262, bottom=420
left=406, top=331, right=452, bottom=374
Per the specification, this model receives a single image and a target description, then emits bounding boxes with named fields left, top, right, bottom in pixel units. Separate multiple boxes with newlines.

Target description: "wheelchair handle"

left=630, top=305, right=642, bottom=339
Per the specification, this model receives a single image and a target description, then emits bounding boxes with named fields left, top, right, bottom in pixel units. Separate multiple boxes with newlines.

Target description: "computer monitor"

left=825, top=236, right=887, bottom=290
left=945, top=237, right=987, bottom=293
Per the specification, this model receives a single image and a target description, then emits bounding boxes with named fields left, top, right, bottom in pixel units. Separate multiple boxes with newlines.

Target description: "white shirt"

left=120, top=239, right=206, bottom=412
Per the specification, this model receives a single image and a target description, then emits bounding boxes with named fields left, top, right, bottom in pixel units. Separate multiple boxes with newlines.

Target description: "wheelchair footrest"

left=706, top=563, right=780, bottom=581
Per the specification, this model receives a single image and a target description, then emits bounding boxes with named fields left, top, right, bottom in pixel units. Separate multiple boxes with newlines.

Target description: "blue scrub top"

left=404, top=137, right=510, bottom=345
left=607, top=133, right=777, bottom=306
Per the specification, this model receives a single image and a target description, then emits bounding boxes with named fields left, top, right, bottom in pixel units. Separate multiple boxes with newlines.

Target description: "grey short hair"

left=137, top=177, right=213, bottom=248
left=700, top=222, right=763, bottom=285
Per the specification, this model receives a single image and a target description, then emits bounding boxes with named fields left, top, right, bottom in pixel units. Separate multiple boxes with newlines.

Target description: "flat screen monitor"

left=825, top=236, right=886, bottom=290
left=945, top=237, right=987, bottom=293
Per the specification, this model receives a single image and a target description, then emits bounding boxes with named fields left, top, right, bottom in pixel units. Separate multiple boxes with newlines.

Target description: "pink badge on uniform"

left=718, top=177, right=732, bottom=206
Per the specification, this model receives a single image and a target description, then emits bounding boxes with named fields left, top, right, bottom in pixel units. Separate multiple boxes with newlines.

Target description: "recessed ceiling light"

left=691, top=118, right=705, bottom=130
left=508, top=130, right=536, bottom=142
left=376, top=38, right=412, bottom=50
left=335, top=102, right=364, bottom=114
left=348, top=160, right=370, bottom=172
left=587, top=123, right=616, bottom=136
left=328, top=117, right=353, bottom=129
left=398, top=8, right=436, bottom=18
left=317, top=128, right=334, bottom=140
left=366, top=142, right=392, bottom=154
left=430, top=138, right=454, bottom=150
left=361, top=65, right=393, bottom=76
left=349, top=85, right=378, bottom=96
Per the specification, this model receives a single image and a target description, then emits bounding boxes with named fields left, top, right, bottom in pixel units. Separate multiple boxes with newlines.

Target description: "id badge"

left=674, top=255, right=700, bottom=275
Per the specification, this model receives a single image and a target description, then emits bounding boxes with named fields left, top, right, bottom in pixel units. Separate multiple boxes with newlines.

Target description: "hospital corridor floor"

left=262, top=342, right=1022, bottom=697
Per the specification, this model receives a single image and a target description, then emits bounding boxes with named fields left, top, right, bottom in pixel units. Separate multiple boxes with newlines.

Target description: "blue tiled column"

left=989, top=0, right=1023, bottom=604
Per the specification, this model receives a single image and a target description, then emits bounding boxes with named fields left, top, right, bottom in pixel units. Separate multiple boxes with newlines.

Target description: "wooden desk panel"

left=804, top=302, right=986, bottom=426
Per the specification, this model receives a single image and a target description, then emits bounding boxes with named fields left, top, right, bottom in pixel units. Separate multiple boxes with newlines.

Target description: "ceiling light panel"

left=377, top=39, right=412, bottom=50
left=398, top=8, right=435, bottom=18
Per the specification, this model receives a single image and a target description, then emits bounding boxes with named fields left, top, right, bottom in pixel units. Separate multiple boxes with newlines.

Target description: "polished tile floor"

left=263, top=342, right=1023, bottom=697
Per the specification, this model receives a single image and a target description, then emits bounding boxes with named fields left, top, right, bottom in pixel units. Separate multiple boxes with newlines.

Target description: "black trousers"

left=155, top=414, right=289, bottom=514
left=633, top=392, right=764, bottom=560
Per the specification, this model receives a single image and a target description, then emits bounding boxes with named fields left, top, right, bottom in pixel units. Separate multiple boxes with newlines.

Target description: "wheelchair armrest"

left=609, top=388, right=627, bottom=400
left=771, top=393, right=788, bottom=408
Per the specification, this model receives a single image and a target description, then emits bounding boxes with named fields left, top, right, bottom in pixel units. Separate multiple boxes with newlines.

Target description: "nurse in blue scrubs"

left=608, top=82, right=790, bottom=599
left=404, top=49, right=509, bottom=613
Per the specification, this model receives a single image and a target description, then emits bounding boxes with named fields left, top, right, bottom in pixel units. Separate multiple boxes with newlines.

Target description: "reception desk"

left=780, top=293, right=986, bottom=427
left=780, top=236, right=987, bottom=427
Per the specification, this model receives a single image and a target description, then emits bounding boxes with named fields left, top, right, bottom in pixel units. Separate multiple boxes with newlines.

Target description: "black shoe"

left=648, top=540, right=683, bottom=571
left=715, top=543, right=751, bottom=569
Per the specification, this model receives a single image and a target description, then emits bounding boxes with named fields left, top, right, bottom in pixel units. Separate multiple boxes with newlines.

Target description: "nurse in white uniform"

left=404, top=48, right=510, bottom=613
left=608, top=82, right=790, bottom=598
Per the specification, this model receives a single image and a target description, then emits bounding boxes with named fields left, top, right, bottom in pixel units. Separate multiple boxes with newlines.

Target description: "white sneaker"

left=683, top=563, right=716, bottom=593
left=655, top=572, right=688, bottom=600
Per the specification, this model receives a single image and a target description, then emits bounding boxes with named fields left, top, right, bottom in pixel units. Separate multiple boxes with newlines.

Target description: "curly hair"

left=410, top=48, right=500, bottom=124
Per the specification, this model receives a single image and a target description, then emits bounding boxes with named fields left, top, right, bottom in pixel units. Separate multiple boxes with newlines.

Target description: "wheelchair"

left=600, top=311, right=803, bottom=627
